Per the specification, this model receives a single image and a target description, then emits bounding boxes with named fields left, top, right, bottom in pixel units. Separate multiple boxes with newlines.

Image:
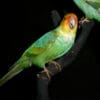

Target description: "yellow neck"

left=57, top=25, right=77, bottom=37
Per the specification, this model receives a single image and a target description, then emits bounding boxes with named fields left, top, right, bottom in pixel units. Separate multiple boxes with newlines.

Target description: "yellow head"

left=60, top=13, right=78, bottom=37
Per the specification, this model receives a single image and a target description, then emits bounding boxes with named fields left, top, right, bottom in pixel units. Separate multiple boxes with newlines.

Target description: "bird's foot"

left=49, top=61, right=62, bottom=72
left=79, top=17, right=90, bottom=25
left=37, top=67, right=52, bottom=80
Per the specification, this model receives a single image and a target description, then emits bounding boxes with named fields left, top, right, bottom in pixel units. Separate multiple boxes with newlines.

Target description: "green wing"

left=23, top=30, right=56, bottom=57
left=85, top=0, right=100, bottom=12
left=86, top=0, right=100, bottom=3
left=73, top=0, right=100, bottom=21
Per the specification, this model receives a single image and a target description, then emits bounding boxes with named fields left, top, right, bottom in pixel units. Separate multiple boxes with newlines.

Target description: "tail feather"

left=0, top=57, right=30, bottom=86
left=0, top=63, right=23, bottom=86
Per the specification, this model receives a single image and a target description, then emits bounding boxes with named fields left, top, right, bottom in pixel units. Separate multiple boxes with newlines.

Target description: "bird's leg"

left=37, top=67, right=52, bottom=80
left=49, top=61, right=62, bottom=71
left=79, top=17, right=90, bottom=25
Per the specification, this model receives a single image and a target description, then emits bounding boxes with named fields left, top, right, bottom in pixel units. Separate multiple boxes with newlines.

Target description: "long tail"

left=0, top=57, right=30, bottom=86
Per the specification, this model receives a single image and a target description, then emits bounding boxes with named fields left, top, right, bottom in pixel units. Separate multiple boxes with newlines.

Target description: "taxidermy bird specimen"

left=0, top=13, right=78, bottom=86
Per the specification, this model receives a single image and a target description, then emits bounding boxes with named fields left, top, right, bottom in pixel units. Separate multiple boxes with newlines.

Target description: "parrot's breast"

left=32, top=34, right=75, bottom=68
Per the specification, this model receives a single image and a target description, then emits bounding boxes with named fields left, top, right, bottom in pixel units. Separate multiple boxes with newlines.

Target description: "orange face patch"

left=61, top=13, right=78, bottom=28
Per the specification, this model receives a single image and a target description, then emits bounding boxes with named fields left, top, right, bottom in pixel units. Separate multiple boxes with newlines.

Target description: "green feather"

left=0, top=57, right=31, bottom=86
left=23, top=27, right=75, bottom=68
left=86, top=0, right=100, bottom=12
left=0, top=13, right=78, bottom=86
left=73, top=0, right=100, bottom=21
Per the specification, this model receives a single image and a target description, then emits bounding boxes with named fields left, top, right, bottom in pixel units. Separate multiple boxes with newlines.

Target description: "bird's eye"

left=69, top=17, right=75, bottom=29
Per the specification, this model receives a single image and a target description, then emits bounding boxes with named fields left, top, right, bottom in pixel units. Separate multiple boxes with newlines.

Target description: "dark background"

left=0, top=0, right=100, bottom=100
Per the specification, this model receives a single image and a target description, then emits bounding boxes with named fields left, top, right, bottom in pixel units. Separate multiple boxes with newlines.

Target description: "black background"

left=0, top=0, right=100, bottom=100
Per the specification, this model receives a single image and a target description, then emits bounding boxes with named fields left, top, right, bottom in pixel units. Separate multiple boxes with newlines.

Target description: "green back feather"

left=23, top=30, right=57, bottom=57
left=23, top=27, right=75, bottom=68
left=73, top=0, right=100, bottom=21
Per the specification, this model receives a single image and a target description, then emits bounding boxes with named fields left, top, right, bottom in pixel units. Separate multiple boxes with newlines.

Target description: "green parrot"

left=73, top=0, right=100, bottom=22
left=0, top=13, right=78, bottom=86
